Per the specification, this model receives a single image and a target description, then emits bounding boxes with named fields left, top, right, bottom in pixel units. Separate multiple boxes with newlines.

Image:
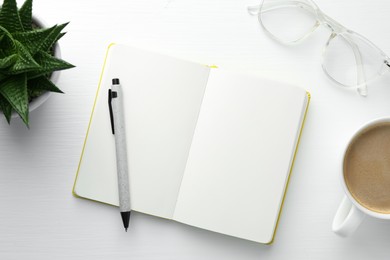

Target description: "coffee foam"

left=344, top=122, right=390, bottom=214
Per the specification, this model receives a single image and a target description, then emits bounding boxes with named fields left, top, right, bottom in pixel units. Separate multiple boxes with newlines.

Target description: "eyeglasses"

left=248, top=0, right=390, bottom=96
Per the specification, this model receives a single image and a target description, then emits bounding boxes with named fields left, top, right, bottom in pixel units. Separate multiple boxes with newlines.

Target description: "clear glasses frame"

left=248, top=0, right=390, bottom=96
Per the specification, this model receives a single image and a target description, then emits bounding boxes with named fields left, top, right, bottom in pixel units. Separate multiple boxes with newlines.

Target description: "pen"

left=108, top=78, right=131, bottom=232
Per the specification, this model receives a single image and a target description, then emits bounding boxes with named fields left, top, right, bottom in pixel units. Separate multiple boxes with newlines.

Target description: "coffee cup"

left=332, top=118, right=390, bottom=237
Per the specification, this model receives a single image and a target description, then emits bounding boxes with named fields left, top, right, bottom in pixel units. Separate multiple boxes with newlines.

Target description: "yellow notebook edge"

left=266, top=91, right=311, bottom=245
left=72, top=42, right=117, bottom=207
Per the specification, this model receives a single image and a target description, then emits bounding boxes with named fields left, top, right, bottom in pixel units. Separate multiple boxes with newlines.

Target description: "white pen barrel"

left=112, top=83, right=131, bottom=212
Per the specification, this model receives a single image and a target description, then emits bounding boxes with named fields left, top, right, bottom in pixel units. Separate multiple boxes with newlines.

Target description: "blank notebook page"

left=173, top=69, right=308, bottom=243
left=74, top=44, right=210, bottom=219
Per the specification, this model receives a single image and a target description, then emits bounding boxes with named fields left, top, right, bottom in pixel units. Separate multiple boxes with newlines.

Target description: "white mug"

left=332, top=118, right=390, bottom=237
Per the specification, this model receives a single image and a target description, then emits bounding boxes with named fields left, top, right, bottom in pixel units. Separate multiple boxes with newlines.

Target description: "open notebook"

left=73, top=44, right=310, bottom=244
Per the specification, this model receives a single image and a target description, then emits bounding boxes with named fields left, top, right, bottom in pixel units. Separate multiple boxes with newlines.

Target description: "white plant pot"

left=5, top=15, right=62, bottom=118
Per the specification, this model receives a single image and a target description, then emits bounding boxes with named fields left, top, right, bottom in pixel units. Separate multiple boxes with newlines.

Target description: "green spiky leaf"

left=0, top=74, right=28, bottom=125
left=0, top=54, right=17, bottom=68
left=56, top=32, right=66, bottom=42
left=12, top=23, right=68, bottom=55
left=36, top=23, right=68, bottom=53
left=28, top=50, right=74, bottom=79
left=6, top=40, right=40, bottom=74
left=0, top=93, right=12, bottom=123
left=28, top=76, right=63, bottom=93
left=0, top=25, right=17, bottom=56
left=0, top=0, right=23, bottom=32
left=13, top=25, right=57, bottom=54
left=18, top=0, right=32, bottom=31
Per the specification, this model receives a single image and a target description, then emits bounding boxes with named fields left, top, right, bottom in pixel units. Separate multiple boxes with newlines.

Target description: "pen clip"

left=108, top=89, right=115, bottom=135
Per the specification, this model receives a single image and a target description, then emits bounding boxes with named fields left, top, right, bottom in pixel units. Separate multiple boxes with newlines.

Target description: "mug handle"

left=332, top=196, right=365, bottom=237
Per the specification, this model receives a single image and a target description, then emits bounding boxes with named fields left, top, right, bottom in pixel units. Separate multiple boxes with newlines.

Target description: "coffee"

left=344, top=122, right=390, bottom=214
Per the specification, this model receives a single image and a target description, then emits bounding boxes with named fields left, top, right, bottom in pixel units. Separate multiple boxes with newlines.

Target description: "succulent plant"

left=0, top=0, right=74, bottom=126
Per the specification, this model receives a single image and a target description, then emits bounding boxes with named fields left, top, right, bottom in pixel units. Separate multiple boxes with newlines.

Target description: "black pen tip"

left=121, top=211, right=131, bottom=231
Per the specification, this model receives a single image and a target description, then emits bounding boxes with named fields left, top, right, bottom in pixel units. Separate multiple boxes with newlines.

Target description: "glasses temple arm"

left=339, top=34, right=367, bottom=96
left=248, top=1, right=317, bottom=16
left=247, top=5, right=261, bottom=15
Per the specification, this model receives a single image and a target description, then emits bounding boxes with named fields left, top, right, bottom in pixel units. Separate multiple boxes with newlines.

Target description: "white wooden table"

left=1, top=0, right=390, bottom=259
